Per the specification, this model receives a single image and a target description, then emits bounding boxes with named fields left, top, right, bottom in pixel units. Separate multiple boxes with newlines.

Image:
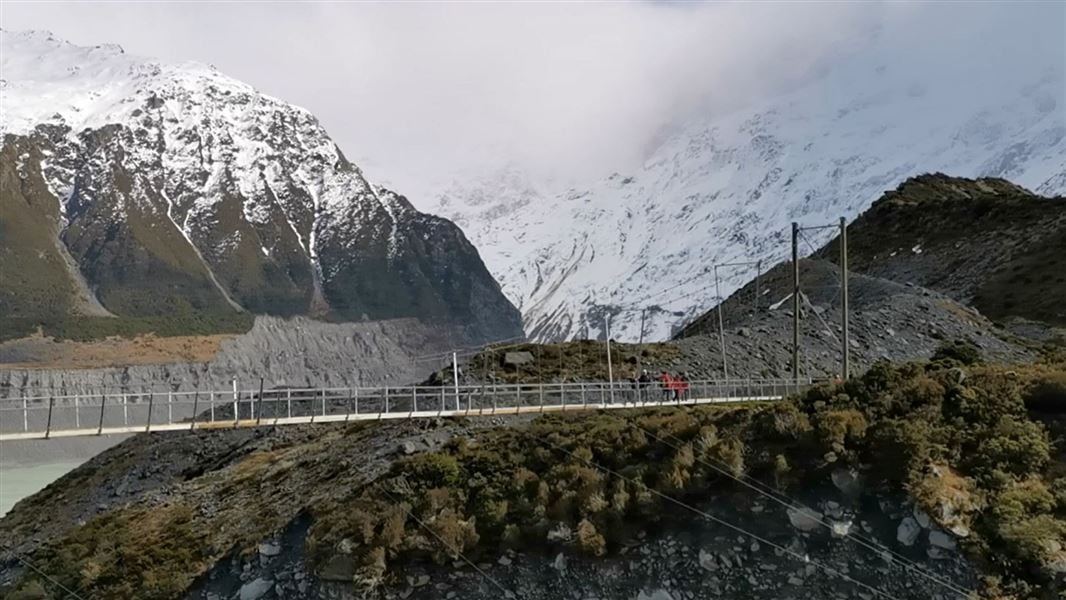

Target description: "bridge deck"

left=0, top=379, right=809, bottom=442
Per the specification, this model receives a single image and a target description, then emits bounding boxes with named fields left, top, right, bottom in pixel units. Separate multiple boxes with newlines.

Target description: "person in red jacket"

left=658, top=372, right=674, bottom=402
left=677, top=372, right=690, bottom=401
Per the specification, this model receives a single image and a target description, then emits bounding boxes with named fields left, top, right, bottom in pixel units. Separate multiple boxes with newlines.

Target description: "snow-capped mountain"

left=429, top=20, right=1066, bottom=343
left=0, top=30, right=521, bottom=343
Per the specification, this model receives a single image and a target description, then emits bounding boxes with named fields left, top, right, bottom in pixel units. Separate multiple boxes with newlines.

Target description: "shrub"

left=931, top=340, right=982, bottom=366
left=426, top=509, right=479, bottom=563
left=813, top=409, right=868, bottom=460
left=5, top=580, right=47, bottom=600
left=709, top=437, right=746, bottom=477
left=401, top=453, right=462, bottom=488
left=1024, top=373, right=1066, bottom=413
left=868, top=418, right=937, bottom=483
left=968, top=416, right=1050, bottom=480
left=575, top=518, right=606, bottom=556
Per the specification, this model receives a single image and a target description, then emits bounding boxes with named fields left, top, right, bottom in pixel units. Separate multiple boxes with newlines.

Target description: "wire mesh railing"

left=0, top=378, right=813, bottom=440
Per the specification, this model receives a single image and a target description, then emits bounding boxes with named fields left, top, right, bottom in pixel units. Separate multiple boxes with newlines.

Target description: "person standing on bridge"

left=659, top=372, right=674, bottom=402
left=678, top=372, right=690, bottom=401
left=638, top=369, right=652, bottom=403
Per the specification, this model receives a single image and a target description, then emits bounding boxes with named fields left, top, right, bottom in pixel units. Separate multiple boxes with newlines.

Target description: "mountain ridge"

left=0, top=30, right=522, bottom=345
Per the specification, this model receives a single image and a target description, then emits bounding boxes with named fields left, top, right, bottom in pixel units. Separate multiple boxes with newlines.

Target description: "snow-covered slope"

left=0, top=30, right=521, bottom=343
left=430, top=20, right=1066, bottom=342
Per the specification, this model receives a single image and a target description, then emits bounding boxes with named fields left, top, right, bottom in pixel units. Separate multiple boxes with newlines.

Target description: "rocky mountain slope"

left=0, top=316, right=455, bottom=396
left=429, top=20, right=1065, bottom=342
left=665, top=175, right=1063, bottom=380
left=0, top=30, right=521, bottom=345
left=670, top=258, right=1035, bottom=381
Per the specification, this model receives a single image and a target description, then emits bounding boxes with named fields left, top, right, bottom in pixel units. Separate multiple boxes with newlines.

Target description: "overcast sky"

left=2, top=1, right=1062, bottom=202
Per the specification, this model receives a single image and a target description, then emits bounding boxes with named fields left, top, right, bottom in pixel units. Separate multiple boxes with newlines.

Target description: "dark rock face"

left=1, top=122, right=522, bottom=344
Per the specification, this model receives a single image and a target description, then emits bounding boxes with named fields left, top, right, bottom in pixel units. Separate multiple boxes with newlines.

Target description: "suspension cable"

left=536, top=436, right=903, bottom=600
left=1, top=542, right=87, bottom=600
left=619, top=417, right=974, bottom=598
left=376, top=486, right=517, bottom=599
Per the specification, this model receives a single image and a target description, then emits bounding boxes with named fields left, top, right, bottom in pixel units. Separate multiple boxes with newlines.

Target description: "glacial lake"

left=0, top=462, right=82, bottom=516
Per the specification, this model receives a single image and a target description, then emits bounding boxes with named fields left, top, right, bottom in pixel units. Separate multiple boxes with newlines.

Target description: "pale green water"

left=0, top=462, right=81, bottom=516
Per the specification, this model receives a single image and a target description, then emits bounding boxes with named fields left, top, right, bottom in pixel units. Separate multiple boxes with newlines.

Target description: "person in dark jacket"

left=638, top=369, right=652, bottom=403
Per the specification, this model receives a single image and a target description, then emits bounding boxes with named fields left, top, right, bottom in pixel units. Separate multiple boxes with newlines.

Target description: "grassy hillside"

left=0, top=137, right=84, bottom=339
left=818, top=173, right=1066, bottom=327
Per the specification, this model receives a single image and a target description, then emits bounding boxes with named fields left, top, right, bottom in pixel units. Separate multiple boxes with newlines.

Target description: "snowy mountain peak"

left=0, top=30, right=521, bottom=343
left=431, top=21, right=1066, bottom=343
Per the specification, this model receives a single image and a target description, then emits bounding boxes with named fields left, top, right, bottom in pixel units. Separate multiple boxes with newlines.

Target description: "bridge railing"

left=0, top=378, right=814, bottom=440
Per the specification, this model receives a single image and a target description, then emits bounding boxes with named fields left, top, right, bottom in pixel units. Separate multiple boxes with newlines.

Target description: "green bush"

left=401, top=453, right=462, bottom=488
left=931, top=340, right=983, bottom=366
left=1024, top=373, right=1066, bottom=413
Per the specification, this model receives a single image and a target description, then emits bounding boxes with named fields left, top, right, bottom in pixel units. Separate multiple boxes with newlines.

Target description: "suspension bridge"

left=0, top=378, right=811, bottom=441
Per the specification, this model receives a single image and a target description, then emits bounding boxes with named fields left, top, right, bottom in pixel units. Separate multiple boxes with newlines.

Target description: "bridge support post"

left=44, top=396, right=54, bottom=439
left=22, top=397, right=28, bottom=432
left=453, top=352, right=460, bottom=411
left=792, top=221, right=801, bottom=387
left=97, top=393, right=107, bottom=435
left=74, top=394, right=80, bottom=429
left=715, top=266, right=728, bottom=380
left=840, top=216, right=850, bottom=381
left=255, top=378, right=265, bottom=426
left=190, top=391, right=200, bottom=431
left=145, top=393, right=155, bottom=433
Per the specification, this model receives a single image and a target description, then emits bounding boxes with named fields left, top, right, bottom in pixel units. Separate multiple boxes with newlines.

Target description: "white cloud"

left=1, top=1, right=1061, bottom=202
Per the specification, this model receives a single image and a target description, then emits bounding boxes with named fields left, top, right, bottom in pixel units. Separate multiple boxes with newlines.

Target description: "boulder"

left=830, top=519, right=852, bottom=537
left=698, top=549, right=716, bottom=571
left=239, top=578, right=274, bottom=600
left=787, top=507, right=823, bottom=532
left=896, top=517, right=921, bottom=547
left=504, top=351, right=535, bottom=367
left=913, top=506, right=931, bottom=528
left=258, top=541, right=282, bottom=557
left=929, top=530, right=957, bottom=550
left=553, top=552, right=567, bottom=574
left=547, top=522, right=572, bottom=543
left=831, top=468, right=862, bottom=496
